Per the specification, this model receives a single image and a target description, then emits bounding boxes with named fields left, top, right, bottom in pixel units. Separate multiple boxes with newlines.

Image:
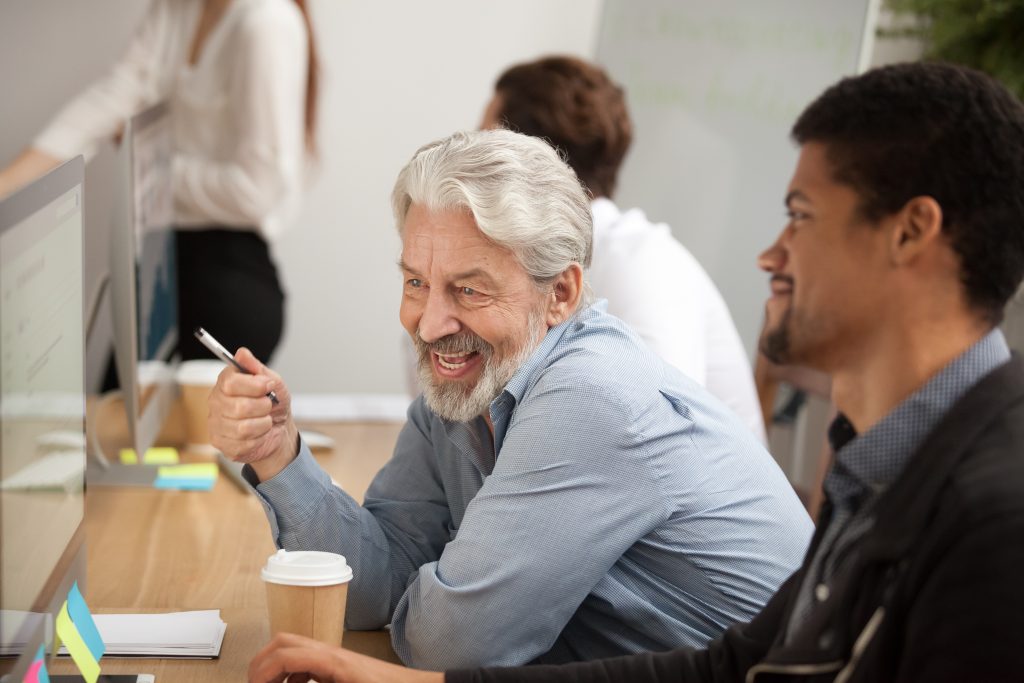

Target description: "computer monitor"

left=0, top=158, right=87, bottom=680
left=109, top=102, right=179, bottom=462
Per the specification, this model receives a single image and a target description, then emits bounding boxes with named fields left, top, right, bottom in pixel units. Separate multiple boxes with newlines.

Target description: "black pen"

left=193, top=327, right=280, bottom=405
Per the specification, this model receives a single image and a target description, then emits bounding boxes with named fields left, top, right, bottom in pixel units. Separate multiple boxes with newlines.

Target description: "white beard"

left=416, top=309, right=545, bottom=423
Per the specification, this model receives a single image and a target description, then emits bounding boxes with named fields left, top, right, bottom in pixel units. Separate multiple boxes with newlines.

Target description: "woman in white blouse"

left=0, top=0, right=316, bottom=364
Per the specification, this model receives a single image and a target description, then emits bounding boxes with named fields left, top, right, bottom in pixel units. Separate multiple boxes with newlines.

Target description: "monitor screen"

left=0, top=158, right=86, bottom=678
left=132, top=105, right=177, bottom=367
left=109, top=101, right=179, bottom=460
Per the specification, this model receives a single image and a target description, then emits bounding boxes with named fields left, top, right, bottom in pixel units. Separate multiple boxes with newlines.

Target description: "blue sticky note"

left=153, top=477, right=215, bottom=491
left=26, top=643, right=50, bottom=683
left=38, top=648, right=51, bottom=683
left=66, top=582, right=104, bottom=662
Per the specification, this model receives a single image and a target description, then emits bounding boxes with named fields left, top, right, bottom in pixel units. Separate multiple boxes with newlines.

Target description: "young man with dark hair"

left=483, top=56, right=767, bottom=443
left=249, top=61, right=1024, bottom=683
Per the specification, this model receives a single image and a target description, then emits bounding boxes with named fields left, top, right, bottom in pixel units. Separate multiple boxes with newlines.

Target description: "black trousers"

left=101, top=228, right=285, bottom=391
left=175, top=228, right=285, bottom=363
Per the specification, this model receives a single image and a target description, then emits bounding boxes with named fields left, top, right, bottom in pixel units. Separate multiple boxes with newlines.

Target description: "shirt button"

left=815, top=583, right=831, bottom=602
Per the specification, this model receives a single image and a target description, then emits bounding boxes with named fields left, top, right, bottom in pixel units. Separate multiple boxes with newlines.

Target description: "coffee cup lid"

left=176, top=360, right=225, bottom=386
left=261, top=549, right=353, bottom=587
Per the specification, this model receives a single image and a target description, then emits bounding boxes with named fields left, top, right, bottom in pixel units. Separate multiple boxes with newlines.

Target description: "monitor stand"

left=85, top=462, right=159, bottom=487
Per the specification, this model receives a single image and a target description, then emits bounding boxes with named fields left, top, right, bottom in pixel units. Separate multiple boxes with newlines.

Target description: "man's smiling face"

left=399, top=203, right=548, bottom=422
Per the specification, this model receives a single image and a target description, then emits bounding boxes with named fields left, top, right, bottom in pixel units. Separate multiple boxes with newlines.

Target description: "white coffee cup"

left=261, top=549, right=353, bottom=645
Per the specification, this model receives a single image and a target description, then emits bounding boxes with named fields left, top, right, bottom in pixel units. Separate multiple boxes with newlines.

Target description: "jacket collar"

left=860, top=354, right=1024, bottom=560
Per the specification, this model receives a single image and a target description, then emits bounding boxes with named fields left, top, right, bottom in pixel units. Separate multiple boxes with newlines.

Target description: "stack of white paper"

left=60, top=610, right=226, bottom=658
left=0, top=610, right=51, bottom=656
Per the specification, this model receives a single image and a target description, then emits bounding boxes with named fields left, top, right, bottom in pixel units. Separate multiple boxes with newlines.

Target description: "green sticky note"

left=156, top=463, right=218, bottom=481
left=119, top=447, right=180, bottom=465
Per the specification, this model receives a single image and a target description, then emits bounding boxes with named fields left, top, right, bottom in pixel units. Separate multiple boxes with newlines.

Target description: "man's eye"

left=408, top=278, right=423, bottom=288
left=786, top=210, right=809, bottom=223
left=461, top=287, right=477, bottom=297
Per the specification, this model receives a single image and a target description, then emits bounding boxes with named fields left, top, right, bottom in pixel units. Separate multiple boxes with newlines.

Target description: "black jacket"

left=451, top=356, right=1024, bottom=683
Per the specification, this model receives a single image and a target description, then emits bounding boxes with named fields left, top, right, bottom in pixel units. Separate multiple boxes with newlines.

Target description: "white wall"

left=0, top=0, right=603, bottom=397
left=275, top=1, right=603, bottom=395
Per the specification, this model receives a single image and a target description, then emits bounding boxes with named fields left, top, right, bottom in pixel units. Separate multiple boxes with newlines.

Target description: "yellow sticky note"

left=119, top=447, right=180, bottom=465
left=55, top=601, right=100, bottom=683
left=156, top=463, right=218, bottom=480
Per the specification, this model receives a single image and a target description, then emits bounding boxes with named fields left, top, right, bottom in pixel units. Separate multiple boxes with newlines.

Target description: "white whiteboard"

left=597, top=0, right=878, bottom=356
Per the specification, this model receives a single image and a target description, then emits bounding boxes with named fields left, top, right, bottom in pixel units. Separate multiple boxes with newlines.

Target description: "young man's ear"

left=890, top=196, right=943, bottom=265
left=545, top=263, right=584, bottom=327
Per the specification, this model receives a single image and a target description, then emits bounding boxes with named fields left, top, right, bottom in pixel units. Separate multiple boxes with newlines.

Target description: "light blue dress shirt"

left=246, top=302, right=813, bottom=668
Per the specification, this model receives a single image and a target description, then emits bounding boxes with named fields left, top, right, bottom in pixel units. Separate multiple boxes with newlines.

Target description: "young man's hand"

left=248, top=632, right=445, bottom=683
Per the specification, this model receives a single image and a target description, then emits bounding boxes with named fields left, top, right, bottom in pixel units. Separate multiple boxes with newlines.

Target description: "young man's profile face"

left=758, top=142, right=894, bottom=372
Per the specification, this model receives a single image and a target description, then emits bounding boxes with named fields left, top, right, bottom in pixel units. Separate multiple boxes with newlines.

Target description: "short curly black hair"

left=793, top=61, right=1024, bottom=322
left=494, top=56, right=632, bottom=199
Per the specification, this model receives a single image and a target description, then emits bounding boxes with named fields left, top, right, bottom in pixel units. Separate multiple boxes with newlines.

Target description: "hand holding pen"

left=201, top=328, right=301, bottom=479
left=194, top=327, right=278, bottom=404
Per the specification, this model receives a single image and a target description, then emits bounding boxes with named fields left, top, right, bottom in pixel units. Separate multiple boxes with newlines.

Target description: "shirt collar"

left=488, top=302, right=605, bottom=456
left=825, top=328, right=1011, bottom=507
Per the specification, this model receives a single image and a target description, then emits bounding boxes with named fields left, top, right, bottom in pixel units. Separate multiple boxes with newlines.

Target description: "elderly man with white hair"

left=209, top=129, right=811, bottom=670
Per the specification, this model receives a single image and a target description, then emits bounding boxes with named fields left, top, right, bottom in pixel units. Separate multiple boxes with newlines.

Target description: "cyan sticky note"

left=153, top=477, right=216, bottom=491
left=67, top=582, right=104, bottom=662
left=23, top=644, right=49, bottom=683
left=55, top=601, right=99, bottom=683
left=119, top=447, right=180, bottom=465
left=156, top=463, right=218, bottom=480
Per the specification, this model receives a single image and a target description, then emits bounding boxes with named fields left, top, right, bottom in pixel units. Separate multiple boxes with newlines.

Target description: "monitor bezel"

left=0, top=157, right=87, bottom=680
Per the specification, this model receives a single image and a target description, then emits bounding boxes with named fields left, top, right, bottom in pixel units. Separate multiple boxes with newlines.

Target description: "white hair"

left=392, top=129, right=593, bottom=303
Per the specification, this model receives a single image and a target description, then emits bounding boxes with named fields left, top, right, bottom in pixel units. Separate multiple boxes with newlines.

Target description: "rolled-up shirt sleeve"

left=389, top=377, right=669, bottom=668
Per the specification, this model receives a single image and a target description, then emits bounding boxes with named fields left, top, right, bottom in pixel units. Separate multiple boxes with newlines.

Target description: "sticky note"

left=153, top=477, right=216, bottom=491
left=119, top=447, right=180, bottom=465
left=55, top=602, right=100, bottom=683
left=67, top=583, right=104, bottom=662
left=22, top=644, right=49, bottom=683
left=156, top=463, right=218, bottom=480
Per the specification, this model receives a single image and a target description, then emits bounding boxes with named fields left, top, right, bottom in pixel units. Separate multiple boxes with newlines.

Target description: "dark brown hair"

left=494, top=56, right=632, bottom=198
left=292, top=0, right=319, bottom=154
left=793, top=62, right=1024, bottom=322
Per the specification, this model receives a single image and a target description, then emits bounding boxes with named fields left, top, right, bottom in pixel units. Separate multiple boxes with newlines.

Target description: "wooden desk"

left=51, top=418, right=405, bottom=681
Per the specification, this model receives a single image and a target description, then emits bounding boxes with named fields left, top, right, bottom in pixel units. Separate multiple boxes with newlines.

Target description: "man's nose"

left=417, top=289, right=462, bottom=343
left=757, top=227, right=790, bottom=273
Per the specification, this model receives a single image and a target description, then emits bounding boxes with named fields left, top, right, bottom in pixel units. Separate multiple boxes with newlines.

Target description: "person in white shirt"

left=0, top=0, right=316, bottom=364
left=481, top=56, right=766, bottom=443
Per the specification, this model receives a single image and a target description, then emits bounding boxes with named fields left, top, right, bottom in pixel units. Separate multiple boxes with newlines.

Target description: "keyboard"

left=1, top=450, right=85, bottom=492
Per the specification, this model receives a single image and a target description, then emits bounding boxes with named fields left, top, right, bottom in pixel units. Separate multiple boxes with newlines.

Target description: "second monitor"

left=109, top=101, right=179, bottom=463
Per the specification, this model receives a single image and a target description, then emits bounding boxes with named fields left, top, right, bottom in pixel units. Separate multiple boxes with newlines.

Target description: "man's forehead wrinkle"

left=403, top=235, right=505, bottom=282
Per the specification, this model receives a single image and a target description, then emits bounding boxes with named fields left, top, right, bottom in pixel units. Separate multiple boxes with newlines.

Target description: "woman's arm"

left=0, top=148, right=60, bottom=198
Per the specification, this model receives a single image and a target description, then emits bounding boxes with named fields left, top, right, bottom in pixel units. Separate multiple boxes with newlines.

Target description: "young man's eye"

left=786, top=210, right=809, bottom=223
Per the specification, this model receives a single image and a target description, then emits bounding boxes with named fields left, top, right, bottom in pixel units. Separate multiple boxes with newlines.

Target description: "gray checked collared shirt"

left=786, top=328, right=1011, bottom=640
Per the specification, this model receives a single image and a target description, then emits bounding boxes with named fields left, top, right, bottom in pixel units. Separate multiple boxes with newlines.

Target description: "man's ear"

left=890, top=196, right=943, bottom=266
left=545, top=263, right=584, bottom=327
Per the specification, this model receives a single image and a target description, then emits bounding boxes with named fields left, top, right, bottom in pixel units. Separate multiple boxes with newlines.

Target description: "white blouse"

left=34, top=0, right=308, bottom=240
